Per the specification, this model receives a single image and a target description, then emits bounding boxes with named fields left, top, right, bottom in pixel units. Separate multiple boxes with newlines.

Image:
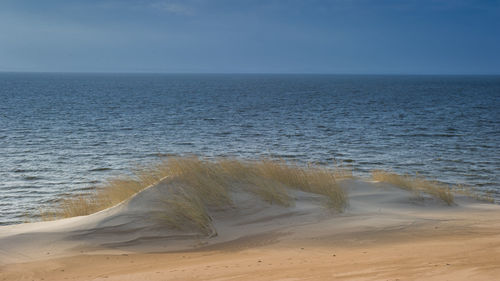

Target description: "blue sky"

left=0, top=0, right=499, bottom=74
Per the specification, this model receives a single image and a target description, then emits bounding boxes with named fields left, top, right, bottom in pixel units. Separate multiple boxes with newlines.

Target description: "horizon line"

left=1, top=70, right=500, bottom=76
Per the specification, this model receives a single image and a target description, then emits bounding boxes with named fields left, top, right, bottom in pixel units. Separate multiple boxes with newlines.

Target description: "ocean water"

left=0, top=73, right=499, bottom=225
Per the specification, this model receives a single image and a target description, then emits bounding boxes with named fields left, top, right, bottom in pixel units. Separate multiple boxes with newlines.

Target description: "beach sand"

left=1, top=180, right=499, bottom=280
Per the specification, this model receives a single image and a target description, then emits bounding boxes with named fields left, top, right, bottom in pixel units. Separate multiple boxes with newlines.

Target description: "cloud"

left=150, top=1, right=194, bottom=15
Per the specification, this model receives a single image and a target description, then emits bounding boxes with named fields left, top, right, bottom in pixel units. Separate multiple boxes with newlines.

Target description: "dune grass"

left=44, top=165, right=171, bottom=219
left=158, top=186, right=216, bottom=236
left=251, top=159, right=348, bottom=210
left=42, top=157, right=349, bottom=233
left=163, top=158, right=349, bottom=213
left=371, top=170, right=455, bottom=205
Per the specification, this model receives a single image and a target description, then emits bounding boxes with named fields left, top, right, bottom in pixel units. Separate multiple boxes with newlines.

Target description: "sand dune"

left=1, top=179, right=500, bottom=280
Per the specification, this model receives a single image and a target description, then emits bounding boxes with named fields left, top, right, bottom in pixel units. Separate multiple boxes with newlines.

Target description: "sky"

left=0, top=0, right=499, bottom=74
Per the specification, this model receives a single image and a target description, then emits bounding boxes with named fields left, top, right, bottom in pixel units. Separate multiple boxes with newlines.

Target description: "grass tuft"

left=158, top=186, right=216, bottom=236
left=372, top=170, right=455, bottom=205
left=166, top=157, right=233, bottom=207
left=251, top=159, right=348, bottom=210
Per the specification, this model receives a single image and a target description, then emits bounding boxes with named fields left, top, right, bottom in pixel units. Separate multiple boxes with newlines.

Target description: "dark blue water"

left=1, top=73, right=499, bottom=224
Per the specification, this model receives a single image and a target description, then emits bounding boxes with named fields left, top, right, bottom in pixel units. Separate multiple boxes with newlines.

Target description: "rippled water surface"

left=1, top=73, right=499, bottom=224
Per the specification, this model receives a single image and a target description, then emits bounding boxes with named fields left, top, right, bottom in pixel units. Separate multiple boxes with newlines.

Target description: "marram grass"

left=372, top=170, right=454, bottom=204
left=371, top=170, right=493, bottom=205
left=41, top=157, right=351, bottom=233
left=40, top=159, right=491, bottom=234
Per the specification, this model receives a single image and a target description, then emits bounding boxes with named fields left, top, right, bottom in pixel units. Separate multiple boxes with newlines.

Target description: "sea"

left=0, top=73, right=499, bottom=225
